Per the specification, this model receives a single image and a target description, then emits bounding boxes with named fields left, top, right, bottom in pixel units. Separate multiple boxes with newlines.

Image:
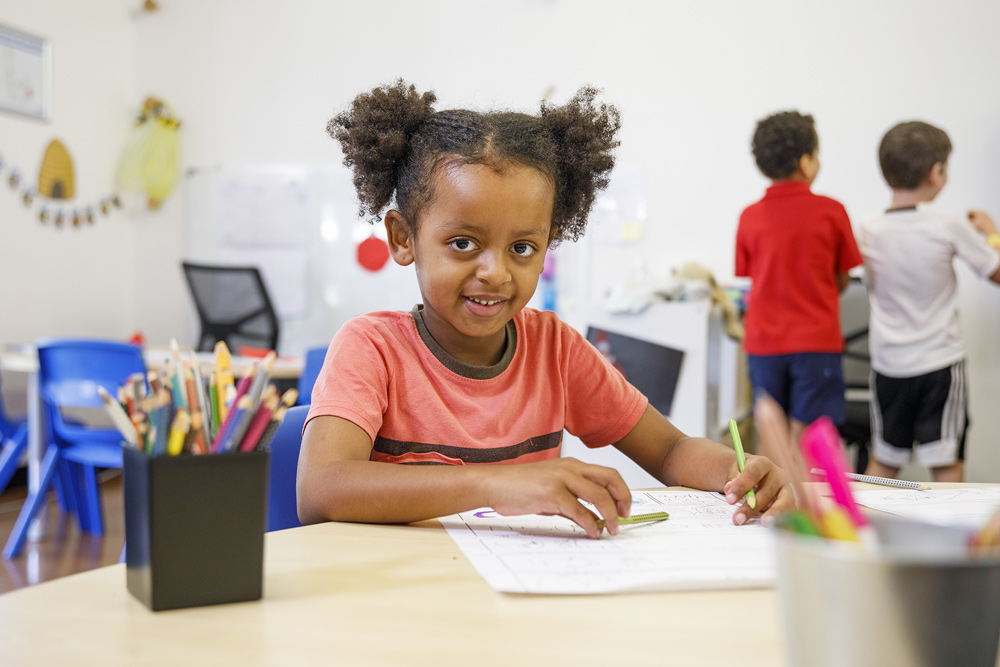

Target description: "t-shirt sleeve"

left=950, top=216, right=1000, bottom=279
left=305, top=319, right=388, bottom=442
left=561, top=325, right=648, bottom=448
left=834, top=204, right=863, bottom=273
left=734, top=215, right=750, bottom=277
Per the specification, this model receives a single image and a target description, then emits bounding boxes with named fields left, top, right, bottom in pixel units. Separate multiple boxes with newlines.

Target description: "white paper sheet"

left=440, top=489, right=775, bottom=594
left=854, top=487, right=1000, bottom=529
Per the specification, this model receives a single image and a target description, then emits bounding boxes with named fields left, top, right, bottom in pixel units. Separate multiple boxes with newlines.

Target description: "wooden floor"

left=0, top=470, right=125, bottom=594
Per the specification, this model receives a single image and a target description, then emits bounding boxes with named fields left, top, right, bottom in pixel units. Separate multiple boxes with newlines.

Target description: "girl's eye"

left=449, top=238, right=476, bottom=252
left=511, top=242, right=536, bottom=257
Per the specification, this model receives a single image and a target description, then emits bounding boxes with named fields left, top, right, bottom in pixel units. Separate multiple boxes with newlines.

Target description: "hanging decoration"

left=0, top=142, right=122, bottom=229
left=116, top=96, right=181, bottom=209
left=38, top=139, right=74, bottom=199
left=356, top=234, right=391, bottom=272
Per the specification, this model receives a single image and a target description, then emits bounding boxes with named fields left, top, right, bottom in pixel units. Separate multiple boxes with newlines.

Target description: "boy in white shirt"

left=858, top=120, right=1000, bottom=482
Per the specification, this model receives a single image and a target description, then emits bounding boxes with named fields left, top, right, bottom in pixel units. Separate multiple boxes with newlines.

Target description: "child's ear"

left=928, top=161, right=947, bottom=188
left=385, top=210, right=415, bottom=266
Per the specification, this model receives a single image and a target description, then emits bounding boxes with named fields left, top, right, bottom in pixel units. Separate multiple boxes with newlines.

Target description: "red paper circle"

left=357, top=236, right=390, bottom=272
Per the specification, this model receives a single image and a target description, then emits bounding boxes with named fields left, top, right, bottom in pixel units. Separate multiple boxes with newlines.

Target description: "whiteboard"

left=183, top=164, right=422, bottom=355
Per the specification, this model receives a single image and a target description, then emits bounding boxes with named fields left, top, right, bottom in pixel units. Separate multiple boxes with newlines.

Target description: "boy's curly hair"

left=878, top=121, right=952, bottom=190
left=751, top=111, right=818, bottom=180
left=327, top=79, right=621, bottom=243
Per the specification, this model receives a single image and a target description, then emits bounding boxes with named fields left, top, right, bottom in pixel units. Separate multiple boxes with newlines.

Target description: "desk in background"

left=0, top=344, right=303, bottom=541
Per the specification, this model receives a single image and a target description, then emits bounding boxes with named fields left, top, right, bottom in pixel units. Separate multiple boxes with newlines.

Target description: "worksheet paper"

left=854, top=487, right=1000, bottom=529
left=439, top=489, right=775, bottom=594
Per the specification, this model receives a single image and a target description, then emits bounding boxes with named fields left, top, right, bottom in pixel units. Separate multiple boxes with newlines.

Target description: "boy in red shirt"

left=735, top=111, right=862, bottom=447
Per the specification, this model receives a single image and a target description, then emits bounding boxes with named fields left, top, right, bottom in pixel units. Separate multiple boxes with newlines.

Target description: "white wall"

left=0, top=1, right=137, bottom=345
left=3, top=0, right=1000, bottom=480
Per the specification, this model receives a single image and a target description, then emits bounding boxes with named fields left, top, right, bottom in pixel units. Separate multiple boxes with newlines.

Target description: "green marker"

left=598, top=511, right=670, bottom=532
left=782, top=510, right=822, bottom=537
left=729, top=418, right=757, bottom=509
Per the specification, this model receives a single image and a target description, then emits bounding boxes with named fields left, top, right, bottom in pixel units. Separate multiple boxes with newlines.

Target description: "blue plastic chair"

left=1, top=373, right=84, bottom=516
left=0, top=378, right=29, bottom=495
left=266, top=404, right=307, bottom=531
left=4, top=339, right=146, bottom=559
left=295, top=347, right=326, bottom=406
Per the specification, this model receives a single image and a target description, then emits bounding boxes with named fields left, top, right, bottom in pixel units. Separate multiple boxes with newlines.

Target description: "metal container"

left=774, top=514, right=1000, bottom=667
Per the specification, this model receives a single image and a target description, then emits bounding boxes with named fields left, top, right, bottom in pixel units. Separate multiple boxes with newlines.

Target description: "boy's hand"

left=968, top=210, right=998, bottom=236
left=483, top=458, right=632, bottom=539
left=722, top=454, right=794, bottom=526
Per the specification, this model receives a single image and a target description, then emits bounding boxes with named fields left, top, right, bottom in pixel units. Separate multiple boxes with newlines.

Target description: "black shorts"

left=871, top=360, right=968, bottom=467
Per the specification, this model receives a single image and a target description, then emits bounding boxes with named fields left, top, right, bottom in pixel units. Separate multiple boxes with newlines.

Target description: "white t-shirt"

left=857, top=204, right=1000, bottom=377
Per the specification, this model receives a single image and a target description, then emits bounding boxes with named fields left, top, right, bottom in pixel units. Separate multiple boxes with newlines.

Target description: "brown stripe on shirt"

left=373, top=431, right=563, bottom=464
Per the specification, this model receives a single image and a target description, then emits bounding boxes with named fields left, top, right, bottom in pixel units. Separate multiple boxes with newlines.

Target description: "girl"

left=298, top=80, right=792, bottom=537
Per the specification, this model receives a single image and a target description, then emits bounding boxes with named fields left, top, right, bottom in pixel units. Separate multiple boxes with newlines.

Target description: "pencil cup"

left=122, top=446, right=270, bottom=611
left=774, top=514, right=1000, bottom=667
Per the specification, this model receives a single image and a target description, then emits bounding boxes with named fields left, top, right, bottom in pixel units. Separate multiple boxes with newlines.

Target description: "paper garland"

left=0, top=149, right=122, bottom=228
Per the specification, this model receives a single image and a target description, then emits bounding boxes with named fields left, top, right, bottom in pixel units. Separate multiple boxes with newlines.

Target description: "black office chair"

left=181, top=262, right=280, bottom=353
left=838, top=277, right=871, bottom=473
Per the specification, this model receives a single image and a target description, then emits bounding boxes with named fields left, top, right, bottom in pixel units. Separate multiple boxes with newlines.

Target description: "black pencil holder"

left=122, top=446, right=270, bottom=611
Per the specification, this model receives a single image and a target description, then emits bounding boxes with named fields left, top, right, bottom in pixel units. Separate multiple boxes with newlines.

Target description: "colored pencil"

left=97, top=385, right=139, bottom=447
left=238, top=390, right=278, bottom=452
left=167, top=409, right=190, bottom=456
left=255, top=405, right=287, bottom=451
left=217, top=395, right=253, bottom=453
left=189, top=353, right=213, bottom=445
left=810, top=468, right=930, bottom=491
left=211, top=366, right=254, bottom=453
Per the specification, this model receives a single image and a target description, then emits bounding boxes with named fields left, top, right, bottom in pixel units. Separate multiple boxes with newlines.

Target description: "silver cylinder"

left=774, top=514, right=1000, bottom=667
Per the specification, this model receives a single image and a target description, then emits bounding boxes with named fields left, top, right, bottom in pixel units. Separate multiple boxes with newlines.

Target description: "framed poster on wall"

left=0, top=23, right=51, bottom=120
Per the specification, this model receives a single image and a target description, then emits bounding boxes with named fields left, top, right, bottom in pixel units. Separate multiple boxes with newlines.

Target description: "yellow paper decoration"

left=38, top=139, right=74, bottom=199
left=117, top=97, right=181, bottom=209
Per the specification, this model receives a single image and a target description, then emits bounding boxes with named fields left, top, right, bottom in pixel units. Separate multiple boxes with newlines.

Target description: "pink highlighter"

left=800, top=417, right=869, bottom=528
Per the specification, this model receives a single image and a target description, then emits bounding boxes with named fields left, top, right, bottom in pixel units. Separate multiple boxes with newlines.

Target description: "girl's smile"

left=385, top=162, right=555, bottom=367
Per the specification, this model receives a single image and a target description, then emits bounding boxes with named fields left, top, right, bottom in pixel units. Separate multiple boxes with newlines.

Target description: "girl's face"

left=385, top=162, right=555, bottom=367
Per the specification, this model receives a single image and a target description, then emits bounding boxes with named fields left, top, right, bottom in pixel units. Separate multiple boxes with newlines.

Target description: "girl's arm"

left=296, top=415, right=633, bottom=537
left=613, top=404, right=793, bottom=525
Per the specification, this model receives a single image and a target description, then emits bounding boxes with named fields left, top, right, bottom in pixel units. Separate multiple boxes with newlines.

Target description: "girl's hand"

left=723, top=454, right=794, bottom=526
left=482, top=458, right=632, bottom=539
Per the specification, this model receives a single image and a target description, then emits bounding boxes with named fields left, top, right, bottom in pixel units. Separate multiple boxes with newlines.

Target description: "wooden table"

left=0, top=518, right=785, bottom=665
left=2, top=483, right=999, bottom=665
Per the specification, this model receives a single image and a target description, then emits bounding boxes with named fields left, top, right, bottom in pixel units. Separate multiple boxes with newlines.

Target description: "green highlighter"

left=598, top=511, right=670, bottom=532
left=729, top=418, right=757, bottom=510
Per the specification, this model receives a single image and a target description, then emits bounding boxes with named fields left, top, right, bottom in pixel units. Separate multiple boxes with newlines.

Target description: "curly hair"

left=751, top=111, right=818, bottom=180
left=878, top=121, right=952, bottom=190
left=327, top=79, right=621, bottom=242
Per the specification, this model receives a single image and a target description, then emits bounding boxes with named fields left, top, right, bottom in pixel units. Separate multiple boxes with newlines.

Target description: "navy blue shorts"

left=747, top=352, right=845, bottom=425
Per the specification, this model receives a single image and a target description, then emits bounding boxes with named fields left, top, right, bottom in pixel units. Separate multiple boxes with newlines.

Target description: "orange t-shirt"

left=306, top=306, right=648, bottom=465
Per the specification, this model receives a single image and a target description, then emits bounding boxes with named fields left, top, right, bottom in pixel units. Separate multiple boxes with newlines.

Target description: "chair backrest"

left=0, top=373, right=24, bottom=440
left=839, top=277, right=870, bottom=390
left=295, top=346, right=327, bottom=406
left=35, top=338, right=147, bottom=437
left=181, top=261, right=280, bottom=353
left=267, top=404, right=308, bottom=531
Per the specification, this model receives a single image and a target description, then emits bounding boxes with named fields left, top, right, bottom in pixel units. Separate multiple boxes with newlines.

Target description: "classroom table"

left=0, top=514, right=784, bottom=665
left=0, top=344, right=302, bottom=541
left=3, top=482, right=998, bottom=665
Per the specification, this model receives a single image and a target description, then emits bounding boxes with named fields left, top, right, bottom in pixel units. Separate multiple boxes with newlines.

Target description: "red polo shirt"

left=735, top=181, right=862, bottom=355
